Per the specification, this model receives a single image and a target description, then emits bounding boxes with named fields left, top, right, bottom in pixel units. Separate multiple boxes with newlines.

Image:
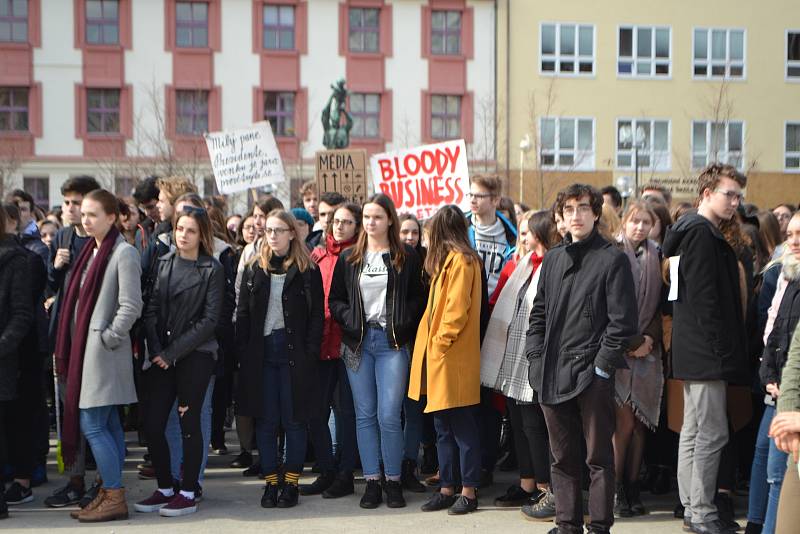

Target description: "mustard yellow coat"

left=408, top=251, right=482, bottom=413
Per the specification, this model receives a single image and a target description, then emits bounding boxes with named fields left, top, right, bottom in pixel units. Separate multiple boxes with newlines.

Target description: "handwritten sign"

left=316, top=149, right=368, bottom=204
left=370, top=139, right=469, bottom=219
left=204, top=122, right=285, bottom=194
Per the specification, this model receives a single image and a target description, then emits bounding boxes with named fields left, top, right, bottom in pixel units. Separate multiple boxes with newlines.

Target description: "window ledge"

left=0, top=41, right=32, bottom=50
left=0, top=130, right=33, bottom=138
left=261, top=48, right=299, bottom=57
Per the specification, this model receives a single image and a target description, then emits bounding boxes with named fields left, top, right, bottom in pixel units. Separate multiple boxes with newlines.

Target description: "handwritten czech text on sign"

left=316, top=149, right=368, bottom=205
left=205, top=121, right=285, bottom=194
left=370, top=139, right=469, bottom=219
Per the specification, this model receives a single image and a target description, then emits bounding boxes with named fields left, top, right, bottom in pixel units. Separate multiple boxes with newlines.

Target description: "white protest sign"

left=204, top=121, right=285, bottom=194
left=370, top=139, right=469, bottom=219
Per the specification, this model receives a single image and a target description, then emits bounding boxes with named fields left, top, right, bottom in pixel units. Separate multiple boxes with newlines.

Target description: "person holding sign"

left=329, top=194, right=425, bottom=510
left=235, top=210, right=324, bottom=510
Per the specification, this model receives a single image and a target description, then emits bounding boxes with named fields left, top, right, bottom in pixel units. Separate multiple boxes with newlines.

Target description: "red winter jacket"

left=311, top=234, right=357, bottom=360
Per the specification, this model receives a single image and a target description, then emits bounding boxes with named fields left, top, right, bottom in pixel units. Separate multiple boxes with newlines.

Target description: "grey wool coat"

left=64, top=236, right=143, bottom=409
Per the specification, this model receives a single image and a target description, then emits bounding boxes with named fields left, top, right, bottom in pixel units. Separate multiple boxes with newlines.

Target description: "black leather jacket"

left=144, top=251, right=224, bottom=365
left=761, top=276, right=800, bottom=386
left=329, top=245, right=424, bottom=351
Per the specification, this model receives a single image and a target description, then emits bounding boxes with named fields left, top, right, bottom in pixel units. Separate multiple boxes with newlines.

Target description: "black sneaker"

left=4, top=482, right=33, bottom=505
left=230, top=451, right=253, bottom=469
left=300, top=470, right=335, bottom=496
left=322, top=471, right=354, bottom=499
left=212, top=444, right=228, bottom=455
left=277, top=484, right=299, bottom=508
left=421, top=491, right=457, bottom=512
left=521, top=488, right=556, bottom=521
left=261, top=483, right=279, bottom=508
left=715, top=493, right=741, bottom=532
left=614, top=482, right=632, bottom=518
left=401, top=459, right=426, bottom=493
left=494, top=484, right=536, bottom=507
left=360, top=479, right=383, bottom=509
left=420, top=445, right=438, bottom=475
left=447, top=494, right=478, bottom=515
left=243, top=464, right=261, bottom=477
left=44, top=482, right=85, bottom=508
left=79, top=480, right=102, bottom=509
left=384, top=480, right=406, bottom=508
left=628, top=481, right=646, bottom=516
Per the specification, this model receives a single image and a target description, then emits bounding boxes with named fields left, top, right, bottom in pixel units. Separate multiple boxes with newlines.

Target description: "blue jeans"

left=167, top=376, right=215, bottom=485
left=80, top=405, right=126, bottom=489
left=346, top=326, right=409, bottom=479
left=747, top=404, right=789, bottom=533
left=403, top=395, right=425, bottom=462
left=255, top=331, right=307, bottom=474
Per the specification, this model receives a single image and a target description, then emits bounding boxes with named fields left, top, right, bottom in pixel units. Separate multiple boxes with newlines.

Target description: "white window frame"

left=787, top=29, right=800, bottom=81
left=785, top=121, right=800, bottom=172
left=615, top=118, right=671, bottom=171
left=539, top=117, right=595, bottom=170
left=539, top=22, right=596, bottom=77
left=692, top=28, right=747, bottom=80
left=616, top=25, right=671, bottom=79
left=690, top=120, right=746, bottom=170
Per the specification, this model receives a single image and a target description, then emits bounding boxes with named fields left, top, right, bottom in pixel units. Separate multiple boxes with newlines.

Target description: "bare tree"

left=469, top=92, right=499, bottom=173
left=0, top=140, right=22, bottom=200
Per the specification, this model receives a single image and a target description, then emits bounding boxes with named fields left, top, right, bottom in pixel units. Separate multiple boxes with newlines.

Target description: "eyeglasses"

left=265, top=227, right=291, bottom=236
left=562, top=204, right=594, bottom=216
left=242, top=224, right=255, bottom=232
left=714, top=188, right=743, bottom=202
left=775, top=212, right=792, bottom=221
left=466, top=192, right=494, bottom=200
left=333, top=218, right=355, bottom=226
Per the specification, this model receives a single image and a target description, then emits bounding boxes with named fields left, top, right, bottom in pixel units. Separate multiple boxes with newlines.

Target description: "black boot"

left=744, top=522, right=763, bottom=534
left=383, top=480, right=406, bottom=508
left=614, top=481, right=632, bottom=518
left=299, top=470, right=335, bottom=496
left=360, top=479, right=383, bottom=509
left=420, top=444, right=438, bottom=475
left=0, top=485, right=8, bottom=519
left=323, top=471, right=355, bottom=499
left=401, top=459, right=426, bottom=493
left=277, top=483, right=299, bottom=508
left=714, top=492, right=741, bottom=531
left=627, top=481, right=646, bottom=515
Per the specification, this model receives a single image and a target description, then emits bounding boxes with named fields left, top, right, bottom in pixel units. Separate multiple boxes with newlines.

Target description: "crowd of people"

left=1, top=164, right=800, bottom=534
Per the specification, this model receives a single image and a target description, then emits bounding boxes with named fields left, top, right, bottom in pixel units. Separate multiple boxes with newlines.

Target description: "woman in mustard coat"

left=409, top=205, right=482, bottom=515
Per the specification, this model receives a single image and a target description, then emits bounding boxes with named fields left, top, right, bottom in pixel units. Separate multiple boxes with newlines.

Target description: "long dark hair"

left=175, top=206, right=215, bottom=258
left=527, top=210, right=557, bottom=251
left=0, top=204, right=8, bottom=240
left=327, top=203, right=363, bottom=240
left=424, top=205, right=481, bottom=277
left=348, top=194, right=405, bottom=272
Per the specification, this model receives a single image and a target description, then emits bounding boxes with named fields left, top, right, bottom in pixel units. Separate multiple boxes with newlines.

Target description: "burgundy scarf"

left=54, top=226, right=120, bottom=466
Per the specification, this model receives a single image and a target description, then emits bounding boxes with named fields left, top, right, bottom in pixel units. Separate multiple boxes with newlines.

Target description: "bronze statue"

left=321, top=78, right=353, bottom=149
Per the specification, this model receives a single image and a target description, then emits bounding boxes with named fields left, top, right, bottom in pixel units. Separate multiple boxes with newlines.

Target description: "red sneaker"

left=159, top=494, right=197, bottom=517
left=133, top=491, right=173, bottom=513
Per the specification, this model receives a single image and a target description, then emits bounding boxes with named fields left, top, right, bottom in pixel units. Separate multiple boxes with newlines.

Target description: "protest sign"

left=204, top=121, right=285, bottom=194
left=370, top=139, right=469, bottom=219
left=316, top=148, right=368, bottom=204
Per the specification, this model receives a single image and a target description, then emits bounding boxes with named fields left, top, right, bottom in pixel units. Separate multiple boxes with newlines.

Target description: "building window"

left=787, top=123, right=800, bottom=170
left=263, top=4, right=294, bottom=50
left=86, top=0, right=119, bottom=44
left=431, top=94, right=461, bottom=140
left=176, top=1, right=208, bottom=48
left=431, top=10, right=461, bottom=55
left=23, top=177, right=49, bottom=210
left=691, top=120, right=744, bottom=169
left=86, top=88, right=120, bottom=134
left=114, top=176, right=135, bottom=196
left=264, top=91, right=294, bottom=137
left=348, top=7, right=379, bottom=53
left=616, top=119, right=670, bottom=170
left=541, top=23, right=594, bottom=75
left=0, top=0, right=27, bottom=42
left=693, top=28, right=745, bottom=79
left=618, top=26, right=670, bottom=77
left=788, top=31, right=800, bottom=78
left=349, top=93, right=380, bottom=138
left=540, top=117, right=594, bottom=170
left=0, top=87, right=29, bottom=132
left=176, top=90, right=209, bottom=135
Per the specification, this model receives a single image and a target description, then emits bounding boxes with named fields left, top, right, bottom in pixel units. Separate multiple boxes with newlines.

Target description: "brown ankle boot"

left=78, top=488, right=128, bottom=523
left=70, top=488, right=105, bottom=519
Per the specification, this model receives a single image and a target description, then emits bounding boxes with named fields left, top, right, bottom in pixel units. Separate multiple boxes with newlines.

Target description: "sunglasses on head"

left=180, top=205, right=208, bottom=217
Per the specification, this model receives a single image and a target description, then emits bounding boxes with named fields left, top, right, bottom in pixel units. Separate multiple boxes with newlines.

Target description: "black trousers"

left=434, top=405, right=482, bottom=488
left=507, top=398, right=551, bottom=484
left=477, top=387, right=501, bottom=471
left=210, top=371, right=231, bottom=448
left=541, top=377, right=616, bottom=534
left=145, top=352, right=215, bottom=492
left=4, top=356, right=45, bottom=480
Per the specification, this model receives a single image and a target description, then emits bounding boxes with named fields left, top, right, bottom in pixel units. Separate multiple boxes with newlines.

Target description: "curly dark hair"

left=555, top=183, right=603, bottom=219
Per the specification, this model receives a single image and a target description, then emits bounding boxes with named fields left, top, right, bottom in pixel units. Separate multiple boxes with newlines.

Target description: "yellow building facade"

left=496, top=0, right=800, bottom=209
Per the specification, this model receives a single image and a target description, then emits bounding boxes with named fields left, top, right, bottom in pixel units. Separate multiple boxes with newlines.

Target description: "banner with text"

left=370, top=139, right=469, bottom=219
left=205, top=121, right=285, bottom=194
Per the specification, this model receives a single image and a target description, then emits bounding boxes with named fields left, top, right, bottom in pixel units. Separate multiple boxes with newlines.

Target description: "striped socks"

left=264, top=473, right=278, bottom=486
left=284, top=472, right=300, bottom=486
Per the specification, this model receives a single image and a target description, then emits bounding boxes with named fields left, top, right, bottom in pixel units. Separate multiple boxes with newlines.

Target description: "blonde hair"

left=515, top=210, right=536, bottom=258
left=621, top=201, right=656, bottom=238
left=157, top=176, right=197, bottom=205
left=599, top=203, right=622, bottom=242
left=254, top=209, right=314, bottom=273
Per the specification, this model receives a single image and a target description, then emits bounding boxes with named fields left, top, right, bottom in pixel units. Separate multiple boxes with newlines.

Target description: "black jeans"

left=507, top=398, right=551, bottom=484
left=306, top=358, right=357, bottom=473
left=434, top=405, right=482, bottom=488
left=210, top=370, right=231, bottom=448
left=4, top=356, right=45, bottom=480
left=541, top=376, right=616, bottom=534
left=145, top=351, right=215, bottom=492
left=478, top=386, right=501, bottom=472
